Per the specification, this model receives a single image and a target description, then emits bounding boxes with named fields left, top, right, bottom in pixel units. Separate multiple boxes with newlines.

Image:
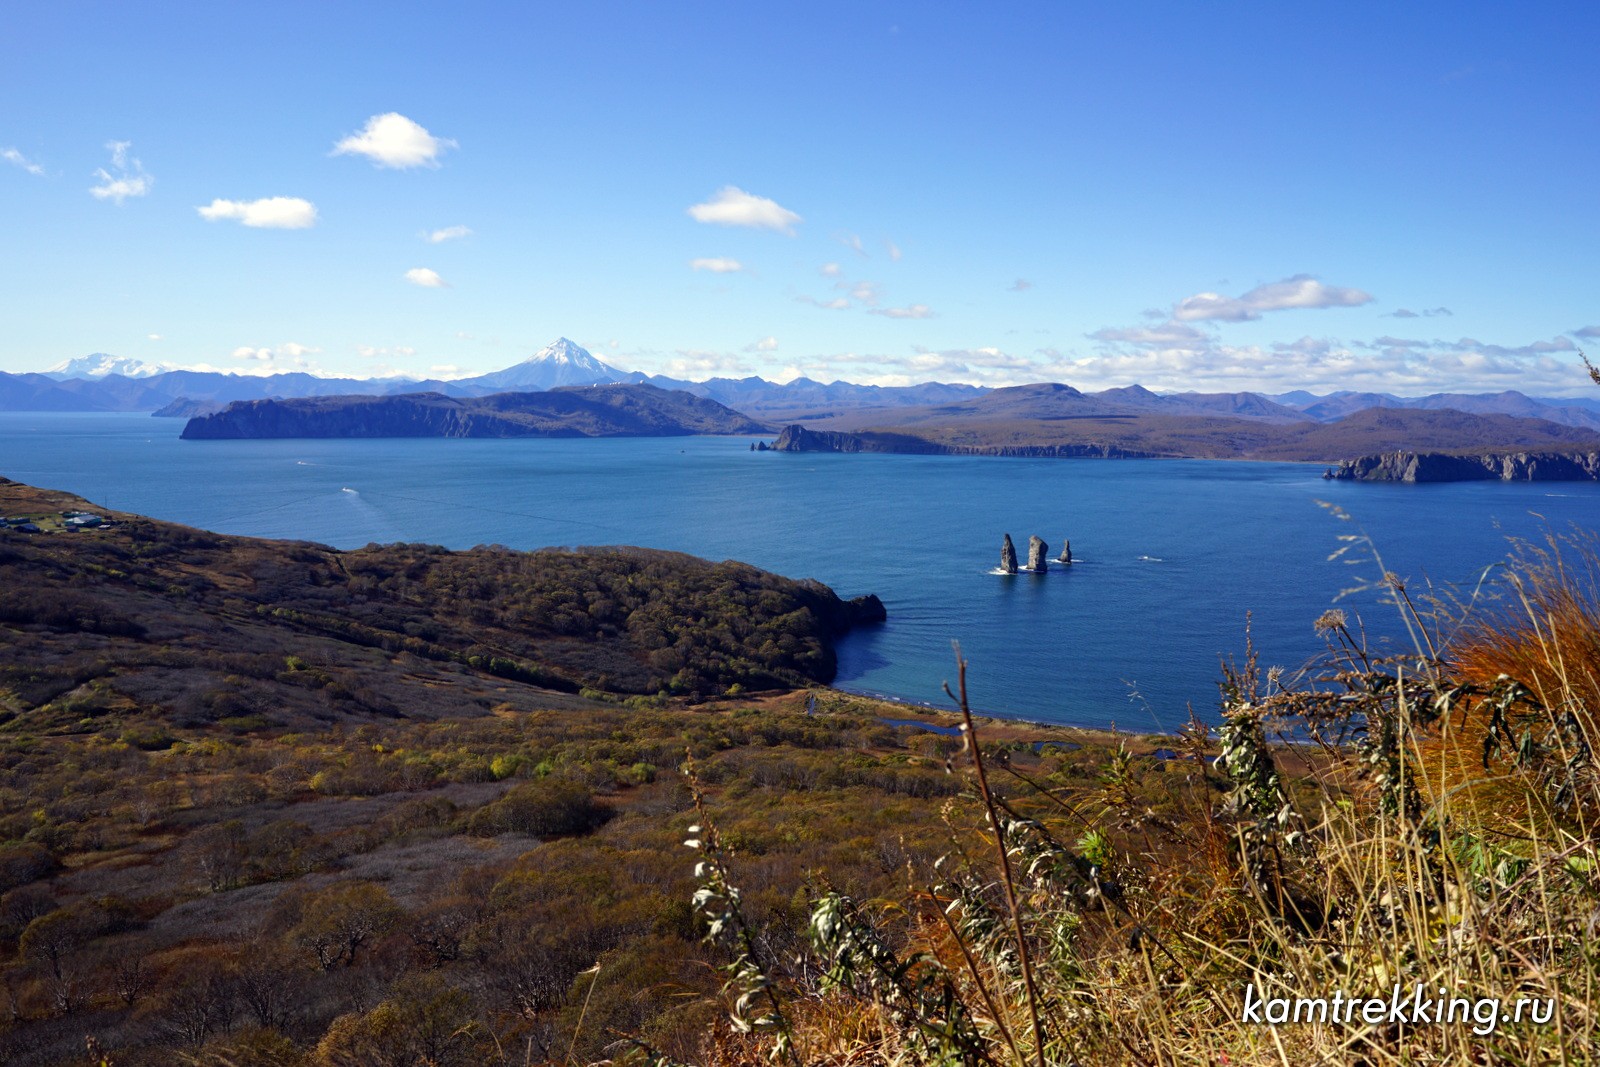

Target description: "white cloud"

left=869, top=304, right=936, bottom=320
left=424, top=225, right=472, bottom=243
left=658, top=349, right=757, bottom=378
left=836, top=231, right=867, bottom=256
left=820, top=262, right=841, bottom=277
left=687, top=186, right=801, bottom=233
left=2, top=147, right=44, bottom=176
left=885, top=238, right=902, bottom=261
left=333, top=113, right=455, bottom=169
left=229, top=342, right=324, bottom=375
left=689, top=257, right=744, bottom=273
left=197, top=197, right=317, bottom=229
left=1172, top=274, right=1373, bottom=322
left=403, top=267, right=448, bottom=288
left=1010, top=278, right=1034, bottom=292
left=90, top=140, right=151, bottom=203
left=147, top=333, right=163, bottom=341
left=743, top=336, right=779, bottom=353
left=357, top=345, right=418, bottom=359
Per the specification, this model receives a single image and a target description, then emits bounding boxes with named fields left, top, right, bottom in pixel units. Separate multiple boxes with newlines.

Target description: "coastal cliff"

left=1326, top=450, right=1600, bottom=482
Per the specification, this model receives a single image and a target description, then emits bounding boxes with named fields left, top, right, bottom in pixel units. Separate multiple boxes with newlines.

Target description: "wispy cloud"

left=687, top=186, right=801, bottom=233
left=869, top=304, right=936, bottom=320
left=1172, top=274, right=1373, bottom=322
left=689, top=257, right=744, bottom=273
left=3, top=147, right=44, bottom=176
left=836, top=231, right=867, bottom=256
left=631, top=348, right=758, bottom=380
left=1089, top=322, right=1208, bottom=346
left=787, top=345, right=1034, bottom=387
left=90, top=141, right=151, bottom=203
left=1085, top=319, right=1590, bottom=393
left=403, top=267, right=448, bottom=288
left=197, top=197, right=317, bottom=229
left=820, top=263, right=841, bottom=277
left=885, top=238, right=902, bottom=261
left=744, top=336, right=779, bottom=353
left=424, top=225, right=472, bottom=243
left=1386, top=306, right=1452, bottom=319
left=798, top=295, right=851, bottom=310
left=334, top=113, right=455, bottom=169
left=1574, top=325, right=1600, bottom=339
left=845, top=280, right=882, bottom=306
left=1010, top=278, right=1034, bottom=292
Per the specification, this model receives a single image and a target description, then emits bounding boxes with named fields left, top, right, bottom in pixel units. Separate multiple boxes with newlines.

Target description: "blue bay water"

left=4, top=412, right=1598, bottom=730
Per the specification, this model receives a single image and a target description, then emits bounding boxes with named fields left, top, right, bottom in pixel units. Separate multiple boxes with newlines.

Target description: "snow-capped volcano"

left=44, top=353, right=171, bottom=380
left=464, top=338, right=631, bottom=391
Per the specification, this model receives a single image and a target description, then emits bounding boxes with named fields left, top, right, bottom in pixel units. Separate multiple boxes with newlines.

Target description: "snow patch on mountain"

left=44, top=353, right=172, bottom=380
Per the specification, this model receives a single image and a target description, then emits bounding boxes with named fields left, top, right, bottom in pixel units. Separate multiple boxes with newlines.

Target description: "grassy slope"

left=0, top=478, right=1176, bottom=1066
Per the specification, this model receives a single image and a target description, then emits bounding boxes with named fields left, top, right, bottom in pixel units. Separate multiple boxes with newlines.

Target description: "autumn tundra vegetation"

left=0, top=474, right=1597, bottom=1064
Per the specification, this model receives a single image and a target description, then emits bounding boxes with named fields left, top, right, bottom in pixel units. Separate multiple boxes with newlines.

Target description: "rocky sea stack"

left=1027, top=536, right=1049, bottom=573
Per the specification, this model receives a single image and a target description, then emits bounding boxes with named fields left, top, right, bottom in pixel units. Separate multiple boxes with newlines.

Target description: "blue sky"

left=3, top=2, right=1597, bottom=394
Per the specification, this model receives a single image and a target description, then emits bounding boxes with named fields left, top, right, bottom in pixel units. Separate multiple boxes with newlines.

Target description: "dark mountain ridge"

left=180, top=384, right=768, bottom=440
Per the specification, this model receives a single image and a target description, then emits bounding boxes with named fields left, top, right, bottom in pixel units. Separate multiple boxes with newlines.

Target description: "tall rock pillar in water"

left=1027, top=536, right=1049, bottom=572
left=1057, top=538, right=1072, bottom=565
left=1000, top=534, right=1018, bottom=574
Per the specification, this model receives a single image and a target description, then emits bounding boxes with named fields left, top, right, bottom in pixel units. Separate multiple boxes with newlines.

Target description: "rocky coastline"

left=770, top=424, right=1164, bottom=459
left=1324, top=450, right=1600, bottom=482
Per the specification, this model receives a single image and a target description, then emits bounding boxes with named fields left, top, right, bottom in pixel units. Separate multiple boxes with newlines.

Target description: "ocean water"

left=4, top=412, right=1598, bottom=730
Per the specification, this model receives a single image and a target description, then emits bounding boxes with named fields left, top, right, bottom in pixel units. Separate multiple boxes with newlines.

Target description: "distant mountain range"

left=7, top=337, right=1600, bottom=433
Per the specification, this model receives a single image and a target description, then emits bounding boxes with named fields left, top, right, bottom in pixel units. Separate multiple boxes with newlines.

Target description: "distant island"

left=1325, top=450, right=1600, bottom=482
left=180, top=383, right=768, bottom=440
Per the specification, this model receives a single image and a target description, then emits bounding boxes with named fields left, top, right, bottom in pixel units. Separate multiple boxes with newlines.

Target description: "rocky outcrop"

left=846, top=593, right=888, bottom=625
left=1027, top=536, right=1048, bottom=572
left=771, top=425, right=949, bottom=453
left=1325, top=450, right=1600, bottom=483
left=1057, top=539, right=1072, bottom=565
left=1000, top=534, right=1018, bottom=574
left=151, top=397, right=224, bottom=419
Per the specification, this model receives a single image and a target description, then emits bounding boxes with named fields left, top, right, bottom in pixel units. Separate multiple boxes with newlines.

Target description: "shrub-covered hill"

left=0, top=477, right=884, bottom=733
left=179, top=383, right=770, bottom=439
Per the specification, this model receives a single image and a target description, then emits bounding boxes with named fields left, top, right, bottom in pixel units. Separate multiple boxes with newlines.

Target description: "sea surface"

left=5, top=412, right=1598, bottom=731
